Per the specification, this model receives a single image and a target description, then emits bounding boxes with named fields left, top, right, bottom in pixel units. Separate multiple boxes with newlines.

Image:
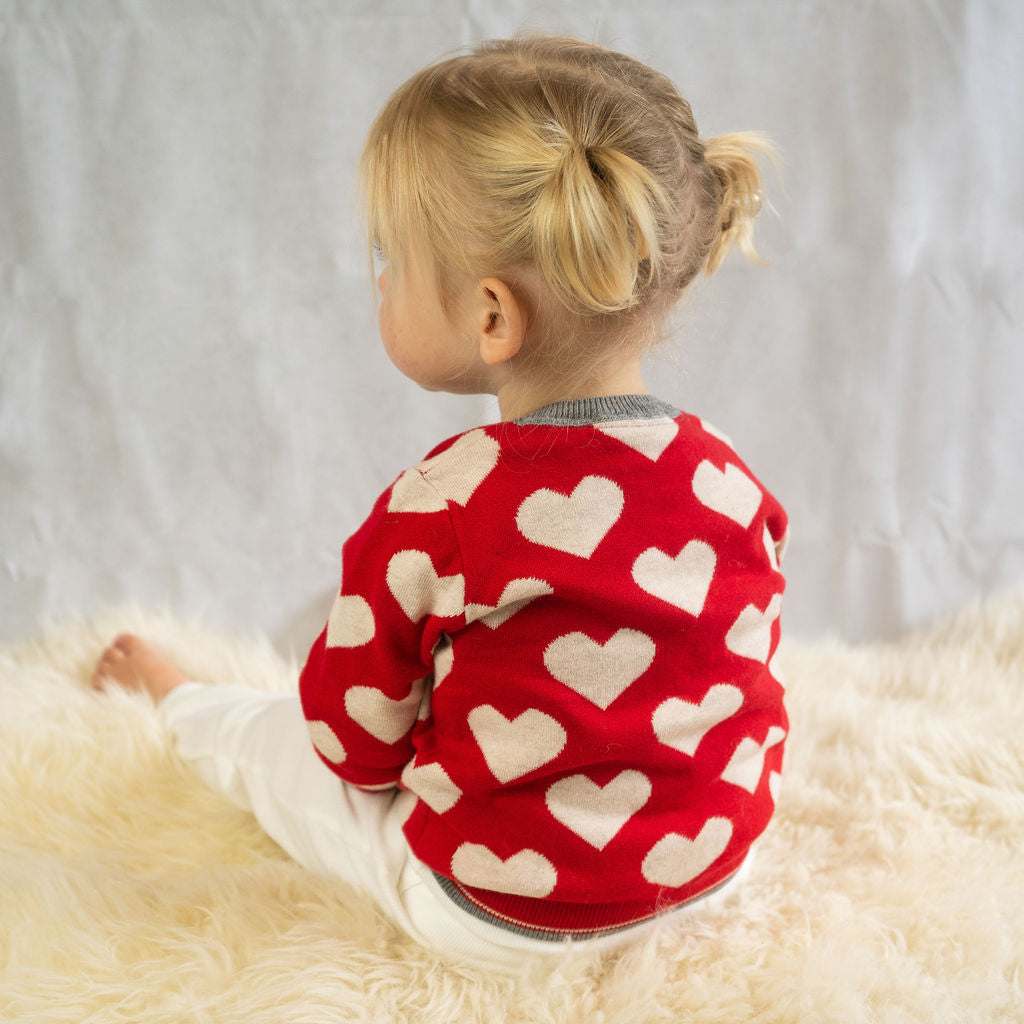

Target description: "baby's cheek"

left=378, top=308, right=400, bottom=361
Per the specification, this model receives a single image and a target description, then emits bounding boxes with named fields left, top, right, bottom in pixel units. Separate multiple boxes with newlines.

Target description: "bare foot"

left=91, top=634, right=187, bottom=703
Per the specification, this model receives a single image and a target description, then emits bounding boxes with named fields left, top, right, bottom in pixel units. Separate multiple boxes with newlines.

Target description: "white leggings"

left=159, top=682, right=744, bottom=972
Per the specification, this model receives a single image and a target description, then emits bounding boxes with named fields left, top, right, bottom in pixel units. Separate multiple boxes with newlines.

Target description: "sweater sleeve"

left=298, top=470, right=466, bottom=790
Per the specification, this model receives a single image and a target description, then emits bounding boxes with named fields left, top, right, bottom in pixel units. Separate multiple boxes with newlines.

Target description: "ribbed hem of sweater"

left=431, top=862, right=745, bottom=941
left=514, top=394, right=680, bottom=426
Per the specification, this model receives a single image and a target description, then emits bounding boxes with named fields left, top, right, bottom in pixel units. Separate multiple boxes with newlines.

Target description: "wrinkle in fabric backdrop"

left=0, top=0, right=1022, bottom=650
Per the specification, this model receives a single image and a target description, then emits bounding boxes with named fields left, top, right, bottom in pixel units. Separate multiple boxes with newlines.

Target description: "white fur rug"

left=2, top=593, right=1023, bottom=1023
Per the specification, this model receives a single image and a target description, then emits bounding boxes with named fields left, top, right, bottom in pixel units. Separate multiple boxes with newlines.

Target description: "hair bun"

left=702, top=132, right=776, bottom=275
left=534, top=133, right=667, bottom=315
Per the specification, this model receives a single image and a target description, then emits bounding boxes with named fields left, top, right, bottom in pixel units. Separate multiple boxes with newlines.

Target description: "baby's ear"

left=477, top=277, right=525, bottom=365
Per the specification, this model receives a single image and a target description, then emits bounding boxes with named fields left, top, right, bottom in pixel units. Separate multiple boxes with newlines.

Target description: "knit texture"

left=299, top=399, right=788, bottom=933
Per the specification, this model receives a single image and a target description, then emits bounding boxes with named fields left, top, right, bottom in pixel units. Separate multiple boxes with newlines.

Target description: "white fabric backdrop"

left=1, top=0, right=1022, bottom=652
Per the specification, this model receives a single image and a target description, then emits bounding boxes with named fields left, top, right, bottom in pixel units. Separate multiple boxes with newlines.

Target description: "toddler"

left=94, top=34, right=789, bottom=970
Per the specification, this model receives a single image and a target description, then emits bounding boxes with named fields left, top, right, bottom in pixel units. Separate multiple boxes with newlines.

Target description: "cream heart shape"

left=418, top=429, right=501, bottom=506
left=344, top=682, right=425, bottom=745
left=387, top=469, right=447, bottom=514
left=467, top=704, right=567, bottom=784
left=325, top=593, right=375, bottom=649
left=632, top=541, right=716, bottom=616
left=545, top=770, right=652, bottom=850
left=596, top=418, right=679, bottom=461
left=516, top=476, right=624, bottom=558
left=307, top=720, right=346, bottom=764
left=401, top=759, right=462, bottom=814
left=641, top=817, right=733, bottom=888
left=720, top=726, right=786, bottom=794
left=652, top=684, right=745, bottom=757
left=388, top=430, right=500, bottom=513
left=386, top=550, right=465, bottom=622
left=725, top=594, right=783, bottom=663
left=450, top=843, right=557, bottom=898
left=692, top=461, right=762, bottom=529
left=543, top=629, right=656, bottom=710
left=465, top=577, right=554, bottom=629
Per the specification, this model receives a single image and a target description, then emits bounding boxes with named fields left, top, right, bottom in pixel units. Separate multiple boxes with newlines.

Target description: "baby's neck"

left=496, top=360, right=648, bottom=422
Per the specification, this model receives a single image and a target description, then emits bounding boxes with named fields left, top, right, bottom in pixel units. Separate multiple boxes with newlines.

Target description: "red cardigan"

left=299, top=400, right=788, bottom=935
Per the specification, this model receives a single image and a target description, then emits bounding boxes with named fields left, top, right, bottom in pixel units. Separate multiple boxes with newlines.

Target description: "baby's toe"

left=103, top=643, right=127, bottom=667
left=113, top=633, right=141, bottom=654
left=91, top=640, right=127, bottom=689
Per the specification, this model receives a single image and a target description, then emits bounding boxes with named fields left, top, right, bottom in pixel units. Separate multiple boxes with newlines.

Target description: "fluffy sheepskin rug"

left=2, top=592, right=1023, bottom=1023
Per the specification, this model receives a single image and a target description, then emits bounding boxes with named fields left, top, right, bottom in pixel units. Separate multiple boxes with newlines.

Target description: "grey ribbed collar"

left=514, top=393, right=679, bottom=426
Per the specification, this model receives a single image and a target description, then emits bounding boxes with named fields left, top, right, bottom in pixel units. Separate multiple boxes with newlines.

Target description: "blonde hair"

left=360, top=34, right=774, bottom=365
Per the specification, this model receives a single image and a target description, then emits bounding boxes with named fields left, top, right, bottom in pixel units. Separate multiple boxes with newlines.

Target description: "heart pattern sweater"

left=299, top=396, right=789, bottom=935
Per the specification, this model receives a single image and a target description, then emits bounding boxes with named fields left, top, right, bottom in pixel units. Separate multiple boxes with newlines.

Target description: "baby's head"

left=360, top=34, right=773, bottom=401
